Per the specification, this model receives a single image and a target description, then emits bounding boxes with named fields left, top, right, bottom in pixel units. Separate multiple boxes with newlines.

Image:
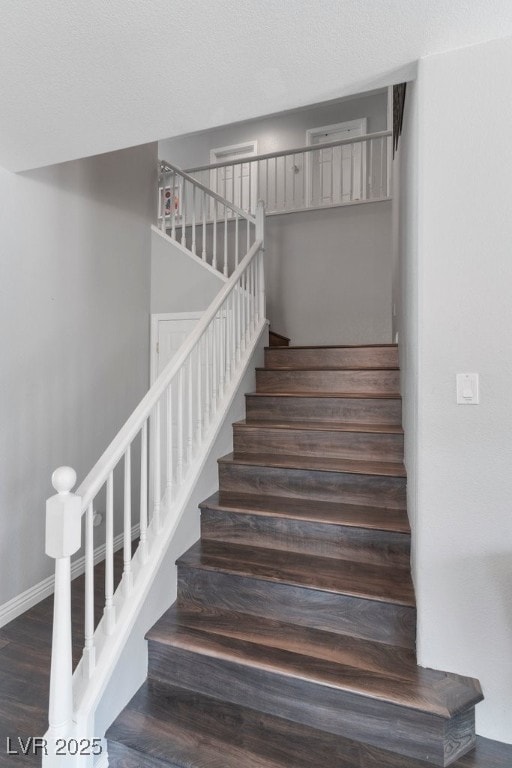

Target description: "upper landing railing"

left=180, top=130, right=392, bottom=218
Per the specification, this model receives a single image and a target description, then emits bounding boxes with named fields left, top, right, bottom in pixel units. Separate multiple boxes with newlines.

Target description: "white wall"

left=398, top=37, right=512, bottom=742
left=265, top=202, right=393, bottom=345
left=0, top=143, right=156, bottom=612
left=159, top=91, right=388, bottom=169
left=151, top=227, right=224, bottom=314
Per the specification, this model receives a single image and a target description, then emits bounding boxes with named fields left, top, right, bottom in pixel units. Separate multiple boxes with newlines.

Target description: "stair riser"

left=178, top=566, right=416, bottom=648
left=233, top=425, right=404, bottom=463
left=201, top=509, right=411, bottom=567
left=148, top=643, right=475, bottom=766
left=219, top=463, right=407, bottom=509
left=246, top=395, right=402, bottom=425
left=265, top=347, right=399, bottom=369
left=256, top=369, right=400, bottom=395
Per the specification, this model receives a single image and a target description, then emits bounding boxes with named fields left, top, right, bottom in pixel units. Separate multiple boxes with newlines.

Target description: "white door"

left=153, top=313, right=201, bottom=382
left=210, top=141, right=258, bottom=215
left=307, top=119, right=367, bottom=205
left=150, top=313, right=201, bottom=512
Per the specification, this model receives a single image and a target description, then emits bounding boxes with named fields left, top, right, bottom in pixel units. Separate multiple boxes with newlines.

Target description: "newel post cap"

left=51, top=466, right=77, bottom=494
left=46, top=467, right=82, bottom=559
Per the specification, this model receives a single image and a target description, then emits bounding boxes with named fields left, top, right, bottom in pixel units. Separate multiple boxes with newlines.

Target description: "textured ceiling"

left=2, top=0, right=512, bottom=171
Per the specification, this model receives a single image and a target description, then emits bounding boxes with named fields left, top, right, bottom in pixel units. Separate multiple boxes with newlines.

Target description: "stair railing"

left=159, top=160, right=257, bottom=277
left=44, top=197, right=266, bottom=765
left=181, top=130, right=392, bottom=217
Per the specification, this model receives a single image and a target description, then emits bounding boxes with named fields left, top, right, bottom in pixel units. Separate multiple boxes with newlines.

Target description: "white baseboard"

left=0, top=525, right=140, bottom=629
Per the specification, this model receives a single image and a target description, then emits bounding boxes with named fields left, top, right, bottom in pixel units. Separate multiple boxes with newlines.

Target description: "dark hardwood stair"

left=233, top=419, right=405, bottom=462
left=265, top=343, right=399, bottom=369
left=108, top=682, right=510, bottom=768
left=107, top=341, right=490, bottom=768
left=200, top=491, right=411, bottom=566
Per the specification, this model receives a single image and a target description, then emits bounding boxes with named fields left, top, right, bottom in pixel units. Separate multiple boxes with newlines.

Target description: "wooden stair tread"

left=235, top=419, right=404, bottom=434
left=151, top=606, right=417, bottom=680
left=177, top=541, right=415, bottom=606
left=107, top=681, right=510, bottom=768
left=148, top=607, right=482, bottom=718
left=247, top=390, right=402, bottom=399
left=256, top=366, right=400, bottom=372
left=201, top=491, right=411, bottom=533
left=265, top=344, right=398, bottom=350
left=219, top=452, right=407, bottom=477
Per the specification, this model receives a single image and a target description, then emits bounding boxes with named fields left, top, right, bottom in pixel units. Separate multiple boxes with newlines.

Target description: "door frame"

left=209, top=140, right=258, bottom=214
left=305, top=118, right=367, bottom=206
left=150, top=311, right=203, bottom=385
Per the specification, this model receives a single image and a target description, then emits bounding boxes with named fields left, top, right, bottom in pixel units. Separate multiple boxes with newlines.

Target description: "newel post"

left=45, top=467, right=82, bottom=744
left=256, top=200, right=266, bottom=320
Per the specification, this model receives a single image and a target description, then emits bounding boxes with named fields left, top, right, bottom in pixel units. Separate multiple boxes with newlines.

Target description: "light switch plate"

left=456, top=373, right=479, bottom=404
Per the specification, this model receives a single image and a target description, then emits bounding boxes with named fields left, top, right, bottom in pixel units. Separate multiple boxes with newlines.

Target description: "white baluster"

left=350, top=143, right=355, bottom=201
left=235, top=213, right=239, bottom=268
left=219, top=306, right=225, bottom=399
left=192, top=186, right=197, bottom=255
left=123, top=445, right=132, bottom=596
left=239, top=163, right=243, bottom=211
left=205, top=325, right=211, bottom=425
left=160, top=181, right=166, bottom=233
left=212, top=316, right=218, bottom=412
left=329, top=147, right=335, bottom=205
left=303, top=150, right=307, bottom=208
left=248, top=163, right=252, bottom=214
left=369, top=139, right=374, bottom=199
left=319, top=149, right=324, bottom=205
left=337, top=145, right=343, bottom=202
left=246, top=217, right=250, bottom=252
left=202, top=192, right=207, bottom=261
left=104, top=471, right=115, bottom=634
left=139, top=420, right=148, bottom=563
left=83, top=501, right=95, bottom=679
left=181, top=179, right=187, bottom=248
left=196, top=338, right=203, bottom=444
left=177, top=368, right=184, bottom=482
left=153, top=400, right=161, bottom=531
left=241, top=269, right=246, bottom=353
left=166, top=383, right=173, bottom=499
left=380, top=136, right=385, bottom=198
left=283, top=156, right=287, bottom=210
left=171, top=172, right=176, bottom=240
left=236, top=276, right=242, bottom=362
left=187, top=355, right=193, bottom=463
left=360, top=142, right=364, bottom=200
left=265, top=158, right=269, bottom=210
left=46, top=467, right=82, bottom=744
left=292, top=154, right=296, bottom=209
left=226, top=293, right=232, bottom=383
left=231, top=164, right=235, bottom=213
left=224, top=209, right=228, bottom=277
left=256, top=201, right=266, bottom=321
left=213, top=200, right=217, bottom=271
left=274, top=157, right=278, bottom=210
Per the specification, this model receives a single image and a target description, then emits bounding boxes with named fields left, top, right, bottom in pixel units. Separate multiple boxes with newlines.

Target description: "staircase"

left=107, top=343, right=483, bottom=768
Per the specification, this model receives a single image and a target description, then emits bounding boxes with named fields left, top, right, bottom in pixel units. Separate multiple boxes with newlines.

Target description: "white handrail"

left=44, top=198, right=266, bottom=765
left=180, top=130, right=393, bottom=217
left=161, top=159, right=256, bottom=223
left=185, top=130, right=392, bottom=172
left=158, top=160, right=257, bottom=276
left=78, top=238, right=262, bottom=510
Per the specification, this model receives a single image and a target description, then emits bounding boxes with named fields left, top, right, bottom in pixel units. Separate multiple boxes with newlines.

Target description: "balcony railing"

left=182, top=130, right=392, bottom=217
